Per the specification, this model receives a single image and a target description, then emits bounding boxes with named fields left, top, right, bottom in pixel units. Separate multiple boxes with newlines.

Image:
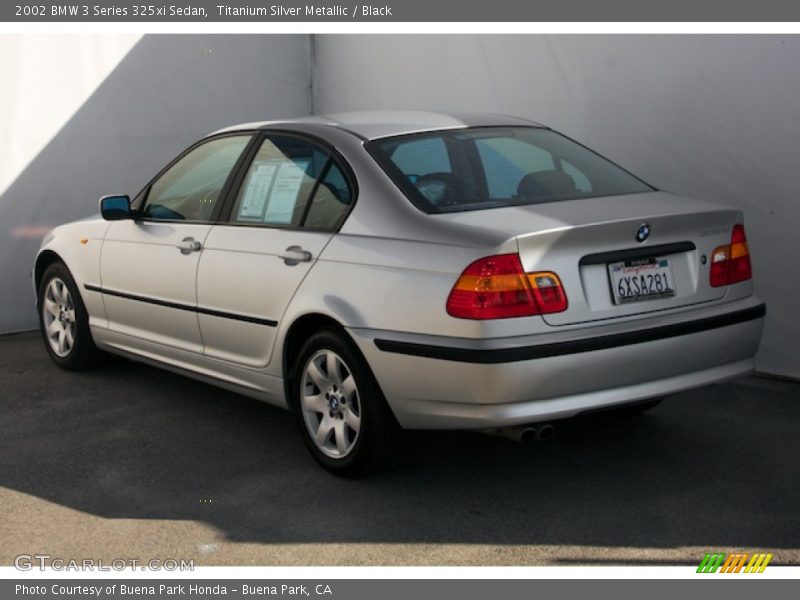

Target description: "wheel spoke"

left=344, top=408, right=361, bottom=432
left=306, top=359, right=330, bottom=390
left=46, top=319, right=61, bottom=335
left=302, top=393, right=327, bottom=414
left=326, top=352, right=342, bottom=385
left=341, top=375, right=357, bottom=399
left=57, top=330, right=66, bottom=354
left=314, top=415, right=334, bottom=446
left=334, top=419, right=348, bottom=455
left=64, top=326, right=75, bottom=350
left=44, top=298, right=59, bottom=318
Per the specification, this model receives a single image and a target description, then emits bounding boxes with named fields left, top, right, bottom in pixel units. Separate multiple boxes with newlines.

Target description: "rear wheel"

left=291, top=330, right=402, bottom=477
left=38, top=262, right=101, bottom=370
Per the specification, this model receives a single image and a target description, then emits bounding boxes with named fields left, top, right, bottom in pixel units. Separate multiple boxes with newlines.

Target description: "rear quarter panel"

left=270, top=124, right=556, bottom=359
left=280, top=233, right=516, bottom=338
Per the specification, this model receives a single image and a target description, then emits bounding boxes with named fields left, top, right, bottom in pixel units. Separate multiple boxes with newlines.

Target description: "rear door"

left=196, top=132, right=355, bottom=367
left=100, top=134, right=252, bottom=352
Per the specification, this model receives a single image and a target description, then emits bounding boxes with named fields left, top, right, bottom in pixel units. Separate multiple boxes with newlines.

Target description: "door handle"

left=176, top=237, right=202, bottom=254
left=279, top=245, right=312, bottom=265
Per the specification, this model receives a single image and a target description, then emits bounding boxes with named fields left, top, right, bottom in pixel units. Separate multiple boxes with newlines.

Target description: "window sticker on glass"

left=238, top=162, right=277, bottom=220
left=265, top=160, right=310, bottom=224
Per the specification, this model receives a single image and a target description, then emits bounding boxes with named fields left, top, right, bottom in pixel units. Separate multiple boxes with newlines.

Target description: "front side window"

left=231, top=135, right=352, bottom=230
left=368, top=127, right=654, bottom=213
left=141, top=135, right=251, bottom=221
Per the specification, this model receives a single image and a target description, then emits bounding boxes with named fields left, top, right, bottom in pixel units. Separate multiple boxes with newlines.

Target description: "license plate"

left=608, top=256, right=676, bottom=304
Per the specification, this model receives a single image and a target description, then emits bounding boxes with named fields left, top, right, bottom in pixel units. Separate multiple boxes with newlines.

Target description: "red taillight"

left=728, top=224, right=752, bottom=284
left=710, top=224, right=752, bottom=287
left=446, top=254, right=568, bottom=320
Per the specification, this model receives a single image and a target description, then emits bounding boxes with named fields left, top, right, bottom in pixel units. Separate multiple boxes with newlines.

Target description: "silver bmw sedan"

left=34, top=111, right=765, bottom=476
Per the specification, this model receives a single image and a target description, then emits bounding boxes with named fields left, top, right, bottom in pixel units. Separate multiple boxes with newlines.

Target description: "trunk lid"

left=435, top=191, right=739, bottom=327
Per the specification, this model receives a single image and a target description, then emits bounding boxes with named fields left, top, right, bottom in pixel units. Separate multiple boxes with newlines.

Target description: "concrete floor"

left=1, top=331, right=799, bottom=566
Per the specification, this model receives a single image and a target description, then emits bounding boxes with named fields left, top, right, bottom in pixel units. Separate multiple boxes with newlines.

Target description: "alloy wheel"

left=300, top=349, right=362, bottom=459
left=42, top=277, right=76, bottom=358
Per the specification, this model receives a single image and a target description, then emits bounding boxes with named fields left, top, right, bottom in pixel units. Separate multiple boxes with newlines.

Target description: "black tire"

left=290, top=329, right=402, bottom=477
left=37, top=261, right=102, bottom=370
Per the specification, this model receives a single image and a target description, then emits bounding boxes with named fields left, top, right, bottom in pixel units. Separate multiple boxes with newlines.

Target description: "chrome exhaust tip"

left=481, top=423, right=556, bottom=444
left=537, top=423, right=556, bottom=441
left=517, top=427, right=539, bottom=444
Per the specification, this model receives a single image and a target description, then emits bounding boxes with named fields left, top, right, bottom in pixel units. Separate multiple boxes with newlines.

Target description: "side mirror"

left=100, top=195, right=132, bottom=221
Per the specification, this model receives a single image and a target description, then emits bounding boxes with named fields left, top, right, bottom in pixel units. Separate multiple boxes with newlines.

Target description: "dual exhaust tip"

left=484, top=423, right=556, bottom=444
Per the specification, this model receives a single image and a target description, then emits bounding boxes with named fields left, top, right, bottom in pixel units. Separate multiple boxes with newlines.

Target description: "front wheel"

left=38, top=261, right=101, bottom=370
left=292, top=330, right=402, bottom=477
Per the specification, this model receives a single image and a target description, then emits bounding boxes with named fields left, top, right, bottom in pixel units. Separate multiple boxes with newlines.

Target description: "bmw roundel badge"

left=636, top=222, right=651, bottom=243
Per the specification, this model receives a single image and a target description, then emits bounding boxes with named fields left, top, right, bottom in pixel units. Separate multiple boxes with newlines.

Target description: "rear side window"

left=230, top=135, right=352, bottom=230
left=303, top=162, right=353, bottom=230
left=368, top=127, right=654, bottom=213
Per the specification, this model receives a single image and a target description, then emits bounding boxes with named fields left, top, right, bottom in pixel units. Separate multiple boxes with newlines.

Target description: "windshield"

left=367, top=127, right=655, bottom=213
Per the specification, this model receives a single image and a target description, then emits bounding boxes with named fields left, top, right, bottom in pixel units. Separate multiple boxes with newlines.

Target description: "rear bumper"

left=348, top=297, right=765, bottom=429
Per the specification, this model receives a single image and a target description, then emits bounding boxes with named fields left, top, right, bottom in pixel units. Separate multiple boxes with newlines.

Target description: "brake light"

left=709, top=224, right=752, bottom=287
left=446, top=254, right=568, bottom=319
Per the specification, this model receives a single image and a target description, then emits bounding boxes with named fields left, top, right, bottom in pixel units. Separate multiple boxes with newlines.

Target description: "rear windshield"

left=367, top=127, right=655, bottom=213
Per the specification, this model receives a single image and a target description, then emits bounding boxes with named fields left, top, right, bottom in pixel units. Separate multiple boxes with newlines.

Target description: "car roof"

left=211, top=110, right=544, bottom=141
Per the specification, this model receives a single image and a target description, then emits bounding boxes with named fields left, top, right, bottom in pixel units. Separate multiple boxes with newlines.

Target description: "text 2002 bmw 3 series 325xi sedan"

left=34, top=111, right=765, bottom=476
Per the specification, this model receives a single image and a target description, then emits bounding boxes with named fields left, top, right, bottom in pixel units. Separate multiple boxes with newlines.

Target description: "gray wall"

left=0, top=34, right=311, bottom=333
left=313, top=35, right=800, bottom=378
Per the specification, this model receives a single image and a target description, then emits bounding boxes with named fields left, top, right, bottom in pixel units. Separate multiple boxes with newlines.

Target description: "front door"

left=99, top=134, right=252, bottom=353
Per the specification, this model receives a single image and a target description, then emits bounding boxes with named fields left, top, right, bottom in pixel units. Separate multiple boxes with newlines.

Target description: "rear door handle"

left=279, top=245, right=312, bottom=265
left=176, top=237, right=202, bottom=254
